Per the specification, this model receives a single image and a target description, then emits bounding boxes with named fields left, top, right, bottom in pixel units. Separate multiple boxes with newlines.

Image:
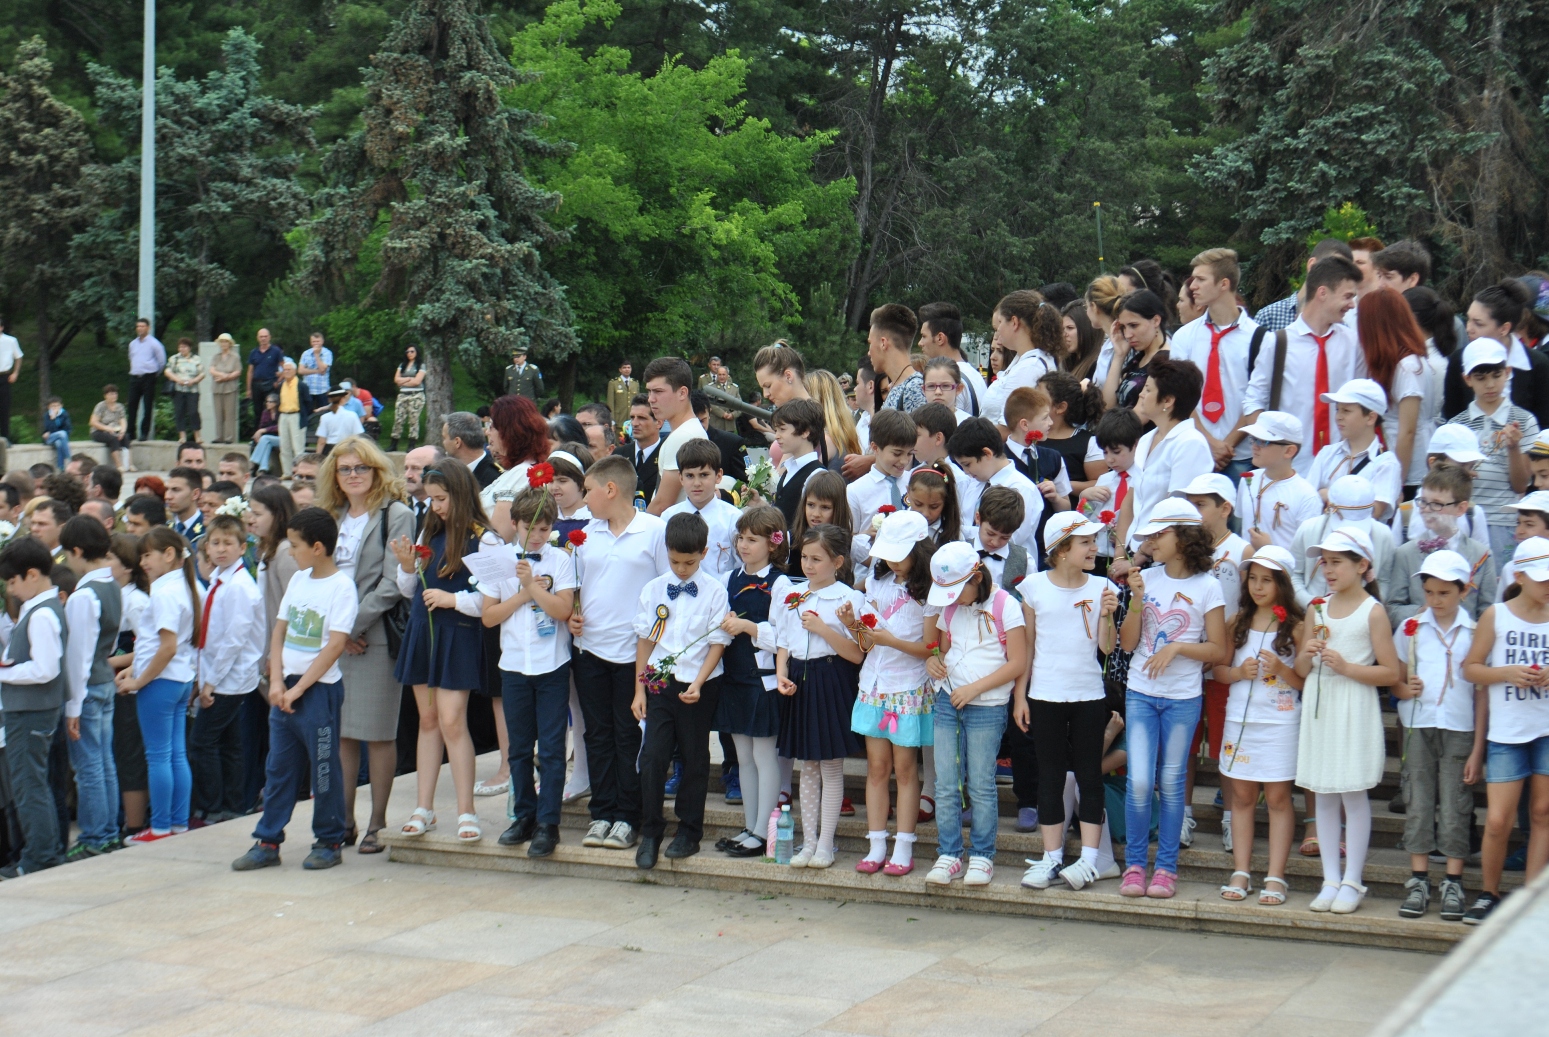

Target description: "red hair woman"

left=1356, top=287, right=1432, bottom=492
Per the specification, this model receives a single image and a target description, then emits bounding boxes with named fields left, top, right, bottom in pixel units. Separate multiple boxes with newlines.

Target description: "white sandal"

left=1219, top=870, right=1253, bottom=901
left=400, top=807, right=436, bottom=837
left=1258, top=876, right=1289, bottom=906
left=457, top=813, right=482, bottom=842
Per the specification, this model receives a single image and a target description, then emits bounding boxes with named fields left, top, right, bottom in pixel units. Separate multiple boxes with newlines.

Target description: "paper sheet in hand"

left=464, top=545, right=518, bottom=587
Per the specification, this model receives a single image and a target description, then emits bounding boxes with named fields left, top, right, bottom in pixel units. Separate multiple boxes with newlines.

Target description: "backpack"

left=941, top=588, right=1013, bottom=651
left=1247, top=327, right=1290, bottom=411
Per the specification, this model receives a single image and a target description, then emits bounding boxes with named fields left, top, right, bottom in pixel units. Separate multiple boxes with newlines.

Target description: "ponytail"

left=139, top=526, right=201, bottom=643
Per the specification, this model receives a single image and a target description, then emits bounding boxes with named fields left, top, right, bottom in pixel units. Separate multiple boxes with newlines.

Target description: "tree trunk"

left=196, top=239, right=214, bottom=343
left=36, top=283, right=51, bottom=410
left=556, top=354, right=577, bottom=413
left=425, top=345, right=455, bottom=432
left=1469, top=0, right=1508, bottom=291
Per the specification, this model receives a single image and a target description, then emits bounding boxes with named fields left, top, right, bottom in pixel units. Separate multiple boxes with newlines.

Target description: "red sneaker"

left=126, top=829, right=174, bottom=845
left=840, top=796, right=855, bottom=817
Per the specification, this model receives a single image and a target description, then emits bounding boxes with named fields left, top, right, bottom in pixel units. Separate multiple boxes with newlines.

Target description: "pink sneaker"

left=1146, top=869, right=1177, bottom=898
left=855, top=858, right=884, bottom=874
left=1119, top=865, right=1147, bottom=897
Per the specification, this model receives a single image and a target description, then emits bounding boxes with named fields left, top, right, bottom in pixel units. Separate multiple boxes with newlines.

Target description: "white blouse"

left=769, top=576, right=866, bottom=661
left=857, top=571, right=928, bottom=694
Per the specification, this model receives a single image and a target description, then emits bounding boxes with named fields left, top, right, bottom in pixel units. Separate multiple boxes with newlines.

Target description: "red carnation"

left=567, top=530, right=587, bottom=547
left=1025, top=430, right=1045, bottom=445
left=926, top=640, right=940, bottom=652
left=1403, top=618, right=1419, bottom=636
left=1099, top=510, right=1116, bottom=525
left=1309, top=597, right=1327, bottom=607
left=878, top=504, right=897, bottom=515
left=413, top=544, right=433, bottom=564
left=860, top=614, right=878, bottom=629
left=785, top=592, right=802, bottom=605
left=1272, top=605, right=1288, bottom=623
left=527, top=462, right=555, bottom=489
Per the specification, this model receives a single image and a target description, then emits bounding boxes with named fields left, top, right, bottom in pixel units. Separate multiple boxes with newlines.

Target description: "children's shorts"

left=1486, top=735, right=1549, bottom=783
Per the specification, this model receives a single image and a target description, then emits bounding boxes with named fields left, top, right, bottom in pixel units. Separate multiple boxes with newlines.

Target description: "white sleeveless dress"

left=1296, top=596, right=1386, bottom=793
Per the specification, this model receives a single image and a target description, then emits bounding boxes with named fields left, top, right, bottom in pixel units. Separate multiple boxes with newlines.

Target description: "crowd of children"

left=5, top=281, right=1549, bottom=937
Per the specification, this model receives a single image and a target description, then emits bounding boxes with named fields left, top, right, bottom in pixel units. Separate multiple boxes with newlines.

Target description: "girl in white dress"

left=1294, top=526, right=1401, bottom=915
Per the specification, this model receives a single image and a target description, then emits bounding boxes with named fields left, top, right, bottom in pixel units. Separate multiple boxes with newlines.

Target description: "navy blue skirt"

left=716, top=677, right=781, bottom=739
left=777, top=655, right=862, bottom=761
left=393, top=608, right=486, bottom=690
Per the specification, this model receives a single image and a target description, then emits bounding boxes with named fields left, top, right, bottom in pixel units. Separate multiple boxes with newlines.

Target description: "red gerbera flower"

left=567, top=530, right=587, bottom=547
left=1272, top=605, right=1288, bottom=623
left=860, top=614, right=878, bottom=629
left=527, top=462, right=555, bottom=489
left=1403, top=618, right=1419, bottom=636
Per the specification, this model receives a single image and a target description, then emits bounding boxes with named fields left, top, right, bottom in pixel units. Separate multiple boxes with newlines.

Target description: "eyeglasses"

left=336, top=464, right=374, bottom=477
left=1416, top=498, right=1459, bottom=512
left=922, top=382, right=958, bottom=393
left=1249, top=437, right=1288, bottom=449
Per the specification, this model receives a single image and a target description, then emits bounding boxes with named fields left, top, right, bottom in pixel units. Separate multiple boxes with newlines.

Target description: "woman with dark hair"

left=541, top=397, right=563, bottom=419
left=480, top=394, right=553, bottom=540
left=1120, top=259, right=1181, bottom=330
left=1103, top=290, right=1171, bottom=413
left=1355, top=287, right=1431, bottom=489
left=1115, top=358, right=1212, bottom=554
left=389, top=345, right=427, bottom=451
left=983, top=290, right=1067, bottom=428
left=1442, top=278, right=1549, bottom=427
left=1061, top=300, right=1105, bottom=383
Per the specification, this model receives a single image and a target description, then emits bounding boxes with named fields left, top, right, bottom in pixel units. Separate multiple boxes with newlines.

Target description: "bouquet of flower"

left=869, top=503, right=898, bottom=533
left=639, top=614, right=740, bottom=693
left=741, top=456, right=776, bottom=502
left=215, top=496, right=250, bottom=519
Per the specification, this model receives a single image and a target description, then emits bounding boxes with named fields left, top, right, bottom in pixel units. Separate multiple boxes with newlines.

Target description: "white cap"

left=1241, top=411, right=1304, bottom=445
left=1246, top=545, right=1296, bottom=573
left=1415, top=549, right=1472, bottom=585
left=1042, top=513, right=1105, bottom=552
left=869, top=510, right=930, bottom=563
left=1320, top=377, right=1389, bottom=414
left=1514, top=537, right=1549, bottom=582
left=1328, top=474, right=1376, bottom=513
left=1507, top=491, right=1549, bottom=515
left=1171, top=472, right=1237, bottom=504
left=927, top=541, right=984, bottom=607
left=1529, top=429, right=1549, bottom=455
left=1462, top=338, right=1509, bottom=373
left=1308, top=524, right=1377, bottom=582
left=1427, top=424, right=1485, bottom=464
left=1132, top=498, right=1204, bottom=539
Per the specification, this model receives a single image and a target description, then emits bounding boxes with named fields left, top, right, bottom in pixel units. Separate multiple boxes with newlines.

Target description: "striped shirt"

left=1444, top=401, right=1540, bottom=527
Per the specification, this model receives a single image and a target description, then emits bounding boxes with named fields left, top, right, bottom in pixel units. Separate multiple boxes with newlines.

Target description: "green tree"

left=296, top=0, right=576, bottom=419
left=0, top=36, right=95, bottom=404
left=507, top=0, right=855, bottom=399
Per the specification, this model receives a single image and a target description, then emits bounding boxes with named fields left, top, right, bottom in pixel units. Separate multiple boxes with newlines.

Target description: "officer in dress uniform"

left=606, top=360, right=639, bottom=438
left=504, top=349, right=544, bottom=401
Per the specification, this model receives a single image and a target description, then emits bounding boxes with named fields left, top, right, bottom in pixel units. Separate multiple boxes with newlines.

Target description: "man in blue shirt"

left=126, top=318, right=166, bottom=444
left=298, top=332, right=333, bottom=433
left=246, top=328, right=284, bottom=430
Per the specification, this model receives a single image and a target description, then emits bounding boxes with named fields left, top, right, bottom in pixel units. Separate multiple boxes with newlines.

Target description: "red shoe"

left=778, top=790, right=792, bottom=808
left=126, top=829, right=174, bottom=845
left=918, top=796, right=936, bottom=823
left=840, top=796, right=855, bottom=817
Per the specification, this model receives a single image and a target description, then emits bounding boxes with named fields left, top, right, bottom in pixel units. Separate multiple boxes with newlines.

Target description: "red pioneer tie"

left=198, top=579, right=222, bottom=650
left=1310, top=329, right=1334, bottom=453
left=1114, top=470, right=1129, bottom=512
left=1200, top=318, right=1237, bottom=423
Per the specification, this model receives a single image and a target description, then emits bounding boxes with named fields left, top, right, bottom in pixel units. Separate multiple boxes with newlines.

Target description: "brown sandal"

left=358, top=828, right=385, bottom=854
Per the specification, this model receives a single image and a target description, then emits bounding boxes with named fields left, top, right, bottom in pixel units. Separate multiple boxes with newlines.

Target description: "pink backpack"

left=940, top=588, right=1013, bottom=651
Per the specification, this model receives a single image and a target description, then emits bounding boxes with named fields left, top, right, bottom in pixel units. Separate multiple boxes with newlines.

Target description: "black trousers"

left=190, top=694, right=246, bottom=817
left=172, top=391, right=201, bottom=435
left=47, top=721, right=71, bottom=855
left=1028, top=697, right=1109, bottom=827
left=0, top=374, right=12, bottom=441
left=126, top=373, right=159, bottom=442
left=640, top=678, right=722, bottom=842
left=1002, top=696, right=1039, bottom=810
left=573, top=651, right=642, bottom=827
left=252, top=382, right=275, bottom=429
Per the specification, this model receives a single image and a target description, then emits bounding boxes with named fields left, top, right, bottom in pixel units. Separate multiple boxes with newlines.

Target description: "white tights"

left=1315, top=790, right=1371, bottom=890
left=799, top=759, right=845, bottom=855
left=732, top=734, right=780, bottom=842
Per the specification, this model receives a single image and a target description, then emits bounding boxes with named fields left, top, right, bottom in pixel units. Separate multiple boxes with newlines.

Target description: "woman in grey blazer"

left=317, top=435, right=415, bottom=853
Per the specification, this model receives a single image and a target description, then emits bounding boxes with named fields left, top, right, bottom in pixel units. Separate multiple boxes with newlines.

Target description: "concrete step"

left=380, top=821, right=1467, bottom=954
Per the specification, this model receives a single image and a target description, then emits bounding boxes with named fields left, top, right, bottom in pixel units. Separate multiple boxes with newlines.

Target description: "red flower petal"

left=860, top=614, right=878, bottom=629
left=527, top=462, right=555, bottom=488
left=1099, top=510, right=1116, bottom=524
left=925, top=640, right=940, bottom=652
left=1272, top=605, right=1288, bottom=623
left=1403, top=618, right=1419, bottom=635
left=878, top=504, right=897, bottom=515
left=567, top=530, right=587, bottom=546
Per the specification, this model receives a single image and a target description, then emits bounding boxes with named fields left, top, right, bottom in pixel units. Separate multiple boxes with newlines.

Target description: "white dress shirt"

left=197, top=562, right=263, bottom=696
left=64, top=568, right=115, bottom=717
left=984, top=462, right=1043, bottom=558
left=2, top=587, right=63, bottom=688
left=1242, top=316, right=1368, bottom=474
left=634, top=569, right=732, bottom=681
left=136, top=571, right=199, bottom=683
left=1168, top=308, right=1259, bottom=462
left=777, top=449, right=821, bottom=498
left=1127, top=421, right=1214, bottom=549
left=662, top=496, right=742, bottom=579
left=1394, top=609, right=1475, bottom=732
left=487, top=542, right=577, bottom=675
left=769, top=578, right=867, bottom=660
left=0, top=333, right=23, bottom=373
left=576, top=512, right=670, bottom=663
left=982, top=349, right=1057, bottom=426
left=955, top=360, right=989, bottom=418
left=846, top=465, right=910, bottom=534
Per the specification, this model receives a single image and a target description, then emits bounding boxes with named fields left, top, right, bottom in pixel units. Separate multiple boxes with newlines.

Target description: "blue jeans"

left=1219, top=456, right=1253, bottom=484
left=137, top=678, right=193, bottom=832
left=44, top=430, right=70, bottom=470
left=250, top=434, right=280, bottom=472
left=932, top=692, right=1007, bottom=860
left=254, top=677, right=346, bottom=846
left=502, top=664, right=571, bottom=826
left=68, top=682, right=120, bottom=846
left=1124, top=690, right=1202, bottom=873
left=4, top=707, right=64, bottom=871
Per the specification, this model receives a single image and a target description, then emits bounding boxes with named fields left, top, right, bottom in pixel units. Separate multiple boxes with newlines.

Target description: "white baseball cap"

left=1529, top=429, right=1549, bottom=455
left=1321, top=377, right=1389, bottom=414
left=927, top=540, right=984, bottom=607
left=1507, top=491, right=1549, bottom=515
left=1415, top=549, right=1472, bottom=585
left=1132, top=498, right=1204, bottom=539
left=1328, top=474, right=1376, bottom=513
left=869, top=510, right=930, bottom=563
left=1462, top=338, right=1509, bottom=373
left=1241, top=411, right=1304, bottom=445
left=1042, top=513, right=1104, bottom=552
left=1246, top=545, right=1296, bottom=573
left=1308, top=524, right=1377, bottom=582
left=1427, top=424, right=1485, bottom=464
left=1514, top=537, right=1549, bottom=582
left=1172, top=472, right=1237, bottom=504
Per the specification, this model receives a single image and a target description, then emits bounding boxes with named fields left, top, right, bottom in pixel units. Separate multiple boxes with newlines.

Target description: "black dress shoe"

left=528, top=824, right=560, bottom=858
left=636, top=836, right=661, bottom=870
left=499, top=816, right=537, bottom=847
left=664, top=833, right=700, bottom=859
left=724, top=837, right=767, bottom=858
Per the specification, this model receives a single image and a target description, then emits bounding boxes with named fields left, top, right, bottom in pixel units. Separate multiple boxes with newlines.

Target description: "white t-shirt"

left=488, top=543, right=577, bottom=675
left=1394, top=610, right=1475, bottom=732
left=278, top=568, right=361, bottom=683
left=1212, top=533, right=1250, bottom=622
left=1407, top=341, right=1449, bottom=484
left=1235, top=471, right=1323, bottom=554
left=1127, top=568, right=1224, bottom=700
left=333, top=511, right=370, bottom=575
left=1484, top=604, right=1549, bottom=744
left=317, top=408, right=365, bottom=445
left=656, top=415, right=709, bottom=504
left=1224, top=623, right=1300, bottom=725
left=1026, top=573, right=1106, bottom=702
left=1381, top=354, right=1429, bottom=484
left=937, top=591, right=1026, bottom=708
left=857, top=571, right=928, bottom=695
left=0, top=333, right=22, bottom=373
left=134, top=572, right=199, bottom=683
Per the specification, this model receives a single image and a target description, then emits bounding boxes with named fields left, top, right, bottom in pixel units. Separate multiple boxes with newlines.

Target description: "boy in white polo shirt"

left=1310, top=378, right=1403, bottom=520
left=1235, top=411, right=1322, bottom=553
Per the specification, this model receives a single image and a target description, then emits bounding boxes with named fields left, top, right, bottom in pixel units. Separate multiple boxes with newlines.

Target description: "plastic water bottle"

left=775, top=805, right=794, bottom=864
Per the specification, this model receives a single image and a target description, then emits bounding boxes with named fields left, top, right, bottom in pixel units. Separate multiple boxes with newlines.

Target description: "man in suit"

left=442, top=410, right=500, bottom=488
left=403, top=444, right=443, bottom=536
left=504, top=349, right=544, bottom=401
left=606, top=361, right=638, bottom=437
left=691, top=390, right=747, bottom=484
left=706, top=367, right=742, bottom=433
left=614, top=394, right=662, bottom=508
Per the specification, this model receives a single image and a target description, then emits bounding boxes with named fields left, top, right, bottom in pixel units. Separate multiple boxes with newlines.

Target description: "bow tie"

left=516, top=551, right=543, bottom=560
left=1417, top=536, right=1449, bottom=554
left=978, top=550, right=1006, bottom=562
left=667, top=582, right=698, bottom=600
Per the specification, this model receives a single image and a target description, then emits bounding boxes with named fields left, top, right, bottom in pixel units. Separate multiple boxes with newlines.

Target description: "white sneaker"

left=1060, top=856, right=1101, bottom=890
left=925, top=855, right=963, bottom=885
left=790, top=844, right=816, bottom=869
left=964, top=856, right=994, bottom=886
left=602, top=821, right=637, bottom=849
left=1095, top=861, right=1121, bottom=881
left=582, top=820, right=611, bottom=847
left=1221, top=811, right=1234, bottom=853
left=1020, top=856, right=1062, bottom=889
left=1179, top=813, right=1197, bottom=849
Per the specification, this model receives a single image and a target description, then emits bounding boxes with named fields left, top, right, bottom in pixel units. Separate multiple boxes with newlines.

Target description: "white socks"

left=865, top=830, right=888, bottom=864
left=1080, top=845, right=1099, bottom=866
left=799, top=762, right=821, bottom=851
left=891, top=832, right=916, bottom=868
left=1044, top=847, right=1064, bottom=866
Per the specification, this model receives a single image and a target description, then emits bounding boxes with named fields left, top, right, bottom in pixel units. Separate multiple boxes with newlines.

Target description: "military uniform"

left=504, top=361, right=544, bottom=401
left=606, top=375, right=639, bottom=434
left=706, top=379, right=741, bottom=433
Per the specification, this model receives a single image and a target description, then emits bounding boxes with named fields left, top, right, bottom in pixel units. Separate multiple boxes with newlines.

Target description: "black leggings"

left=1028, top=697, right=1109, bottom=827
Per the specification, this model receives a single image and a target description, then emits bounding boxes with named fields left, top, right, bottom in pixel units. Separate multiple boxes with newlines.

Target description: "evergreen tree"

left=0, top=36, right=94, bottom=405
left=295, top=0, right=575, bottom=418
